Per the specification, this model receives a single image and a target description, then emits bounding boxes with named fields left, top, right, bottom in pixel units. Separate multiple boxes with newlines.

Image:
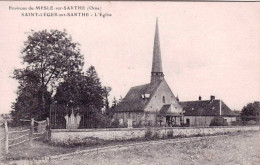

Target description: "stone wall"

left=50, top=126, right=259, bottom=144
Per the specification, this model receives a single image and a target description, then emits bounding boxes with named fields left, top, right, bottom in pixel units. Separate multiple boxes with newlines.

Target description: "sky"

left=0, top=1, right=259, bottom=114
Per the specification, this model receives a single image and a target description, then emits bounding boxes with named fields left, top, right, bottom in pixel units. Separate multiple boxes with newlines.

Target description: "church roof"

left=159, top=104, right=182, bottom=116
left=179, top=100, right=237, bottom=117
left=115, top=81, right=162, bottom=112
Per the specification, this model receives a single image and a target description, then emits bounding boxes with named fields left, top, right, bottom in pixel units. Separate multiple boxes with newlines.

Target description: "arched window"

left=162, top=96, right=165, bottom=103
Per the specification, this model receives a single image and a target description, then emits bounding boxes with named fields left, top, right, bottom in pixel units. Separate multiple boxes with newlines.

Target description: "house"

left=114, top=19, right=183, bottom=127
left=180, top=96, right=237, bottom=126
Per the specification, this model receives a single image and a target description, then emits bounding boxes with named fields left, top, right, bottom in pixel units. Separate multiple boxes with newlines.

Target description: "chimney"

left=210, top=95, right=215, bottom=101
left=199, top=96, right=202, bottom=101
left=220, top=100, right=222, bottom=116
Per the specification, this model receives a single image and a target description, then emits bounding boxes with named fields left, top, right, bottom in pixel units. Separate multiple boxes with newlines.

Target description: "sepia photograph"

left=0, top=1, right=259, bottom=164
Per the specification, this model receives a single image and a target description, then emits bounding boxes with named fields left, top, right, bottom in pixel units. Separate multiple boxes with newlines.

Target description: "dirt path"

left=41, top=131, right=260, bottom=165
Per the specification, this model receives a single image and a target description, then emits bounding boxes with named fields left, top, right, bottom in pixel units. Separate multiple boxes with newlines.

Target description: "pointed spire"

left=151, top=18, right=164, bottom=84
left=152, top=18, right=163, bottom=73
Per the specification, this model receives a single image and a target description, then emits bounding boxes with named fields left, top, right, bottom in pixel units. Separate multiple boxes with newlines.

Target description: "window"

left=162, top=96, right=165, bottom=103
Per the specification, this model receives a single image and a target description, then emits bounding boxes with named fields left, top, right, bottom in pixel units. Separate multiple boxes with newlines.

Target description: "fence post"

left=30, top=118, right=34, bottom=147
left=4, top=120, right=8, bottom=154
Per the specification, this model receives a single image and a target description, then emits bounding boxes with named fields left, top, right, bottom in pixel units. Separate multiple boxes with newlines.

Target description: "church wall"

left=144, top=112, right=157, bottom=125
left=144, top=80, right=182, bottom=114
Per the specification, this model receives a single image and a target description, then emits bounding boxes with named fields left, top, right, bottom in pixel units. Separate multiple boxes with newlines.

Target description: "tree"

left=241, top=102, right=260, bottom=122
left=53, top=66, right=109, bottom=128
left=12, top=29, right=84, bottom=121
left=54, top=72, right=87, bottom=107
left=111, top=97, right=118, bottom=108
left=108, top=97, right=118, bottom=118
left=11, top=70, right=52, bottom=124
left=85, top=66, right=105, bottom=112
left=103, top=86, right=112, bottom=114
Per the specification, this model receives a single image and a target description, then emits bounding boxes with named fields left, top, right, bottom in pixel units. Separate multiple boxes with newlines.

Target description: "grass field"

left=0, top=126, right=77, bottom=161
left=1, top=130, right=259, bottom=165
left=46, top=131, right=260, bottom=165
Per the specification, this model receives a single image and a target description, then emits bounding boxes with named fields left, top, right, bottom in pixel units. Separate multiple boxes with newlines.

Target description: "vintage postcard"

left=0, top=1, right=259, bottom=164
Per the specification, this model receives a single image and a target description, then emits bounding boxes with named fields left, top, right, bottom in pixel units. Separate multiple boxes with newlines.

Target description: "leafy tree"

left=12, top=29, right=84, bottom=121
left=103, top=86, right=112, bottom=114
left=11, top=70, right=52, bottom=124
left=241, top=102, right=260, bottom=122
left=54, top=66, right=105, bottom=111
left=53, top=66, right=110, bottom=128
left=85, top=66, right=105, bottom=112
left=111, top=97, right=118, bottom=108
left=54, top=72, right=87, bottom=107
left=106, top=95, right=122, bottom=118
left=104, top=97, right=118, bottom=119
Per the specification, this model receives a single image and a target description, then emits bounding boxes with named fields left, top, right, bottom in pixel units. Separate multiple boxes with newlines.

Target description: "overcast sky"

left=0, top=2, right=259, bottom=114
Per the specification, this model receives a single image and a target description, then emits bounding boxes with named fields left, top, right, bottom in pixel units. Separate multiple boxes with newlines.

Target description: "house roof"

left=159, top=104, right=182, bottom=116
left=115, top=81, right=162, bottom=112
left=179, top=100, right=237, bottom=117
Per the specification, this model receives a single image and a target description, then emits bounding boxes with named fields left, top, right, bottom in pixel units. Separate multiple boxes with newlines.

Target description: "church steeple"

left=151, top=18, right=164, bottom=84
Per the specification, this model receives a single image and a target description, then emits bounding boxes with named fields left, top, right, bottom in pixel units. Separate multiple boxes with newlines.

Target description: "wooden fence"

left=0, top=118, right=49, bottom=154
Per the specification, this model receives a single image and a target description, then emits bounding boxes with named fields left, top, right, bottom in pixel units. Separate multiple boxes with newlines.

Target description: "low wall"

left=50, top=126, right=259, bottom=144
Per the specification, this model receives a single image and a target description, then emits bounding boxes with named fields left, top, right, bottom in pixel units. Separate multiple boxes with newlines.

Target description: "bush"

left=210, top=116, right=228, bottom=126
left=133, top=121, right=143, bottom=128
left=151, top=132, right=160, bottom=139
left=247, top=120, right=257, bottom=125
left=167, top=130, right=174, bottom=138
left=111, top=119, right=120, bottom=128
left=231, top=121, right=239, bottom=126
left=145, top=128, right=153, bottom=140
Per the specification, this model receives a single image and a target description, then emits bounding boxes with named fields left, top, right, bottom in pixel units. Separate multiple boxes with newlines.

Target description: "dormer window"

left=145, top=94, right=150, bottom=98
left=141, top=94, right=150, bottom=99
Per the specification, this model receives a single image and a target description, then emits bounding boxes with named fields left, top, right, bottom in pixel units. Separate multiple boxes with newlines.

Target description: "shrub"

left=167, top=130, right=174, bottom=138
left=133, top=121, right=143, bottom=128
left=210, top=116, right=228, bottom=126
left=145, top=128, right=153, bottom=140
left=111, top=119, right=120, bottom=128
left=247, top=120, right=257, bottom=125
left=151, top=132, right=160, bottom=139
left=231, top=121, right=239, bottom=126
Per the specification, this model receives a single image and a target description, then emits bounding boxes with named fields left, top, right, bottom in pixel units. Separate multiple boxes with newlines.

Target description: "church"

left=114, top=19, right=183, bottom=127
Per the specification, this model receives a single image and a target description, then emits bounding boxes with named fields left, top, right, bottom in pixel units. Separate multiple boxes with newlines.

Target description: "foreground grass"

left=0, top=132, right=233, bottom=161
left=2, top=140, right=77, bottom=161
left=47, top=131, right=260, bottom=165
left=1, top=131, right=259, bottom=165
